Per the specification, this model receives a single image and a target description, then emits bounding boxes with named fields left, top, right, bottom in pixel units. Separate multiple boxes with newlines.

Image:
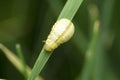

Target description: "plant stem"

left=58, top=0, right=83, bottom=20
left=28, top=49, right=52, bottom=80
left=16, top=44, right=28, bottom=80
left=28, top=0, right=84, bottom=80
left=0, top=44, right=43, bottom=80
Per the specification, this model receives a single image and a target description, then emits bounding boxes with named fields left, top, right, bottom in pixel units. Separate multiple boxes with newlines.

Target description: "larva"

left=44, top=18, right=75, bottom=51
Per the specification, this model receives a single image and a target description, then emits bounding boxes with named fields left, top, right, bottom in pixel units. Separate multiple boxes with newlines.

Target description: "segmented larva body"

left=44, top=18, right=75, bottom=51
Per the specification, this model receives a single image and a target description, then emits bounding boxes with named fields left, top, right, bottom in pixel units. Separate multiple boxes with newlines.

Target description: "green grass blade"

left=28, top=49, right=52, bottom=80
left=93, top=0, right=115, bottom=79
left=76, top=4, right=99, bottom=80
left=0, top=44, right=43, bottom=80
left=58, top=0, right=83, bottom=20
left=28, top=0, right=84, bottom=80
left=16, top=44, right=28, bottom=79
left=77, top=20, right=100, bottom=80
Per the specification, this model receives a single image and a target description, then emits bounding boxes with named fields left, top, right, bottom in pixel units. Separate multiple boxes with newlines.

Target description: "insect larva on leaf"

left=44, top=18, right=75, bottom=51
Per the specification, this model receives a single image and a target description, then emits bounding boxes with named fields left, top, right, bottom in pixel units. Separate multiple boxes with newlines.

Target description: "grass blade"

left=16, top=44, right=28, bottom=79
left=28, top=0, right=84, bottom=80
left=0, top=44, right=43, bottom=80
left=58, top=0, right=83, bottom=20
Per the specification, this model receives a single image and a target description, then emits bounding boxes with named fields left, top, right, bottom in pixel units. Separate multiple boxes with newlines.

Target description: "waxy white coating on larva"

left=44, top=18, right=75, bottom=51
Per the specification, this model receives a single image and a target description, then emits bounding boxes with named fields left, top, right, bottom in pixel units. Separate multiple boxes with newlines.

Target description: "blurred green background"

left=0, top=0, right=120, bottom=80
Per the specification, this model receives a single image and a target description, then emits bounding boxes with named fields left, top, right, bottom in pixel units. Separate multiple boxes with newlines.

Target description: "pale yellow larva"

left=44, top=18, right=75, bottom=51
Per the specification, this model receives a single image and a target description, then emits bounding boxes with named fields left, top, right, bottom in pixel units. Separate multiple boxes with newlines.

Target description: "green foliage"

left=28, top=0, right=83, bottom=80
left=0, top=0, right=120, bottom=80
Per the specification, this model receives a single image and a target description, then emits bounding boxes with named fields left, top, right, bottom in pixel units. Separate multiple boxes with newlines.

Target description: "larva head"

left=44, top=18, right=75, bottom=51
